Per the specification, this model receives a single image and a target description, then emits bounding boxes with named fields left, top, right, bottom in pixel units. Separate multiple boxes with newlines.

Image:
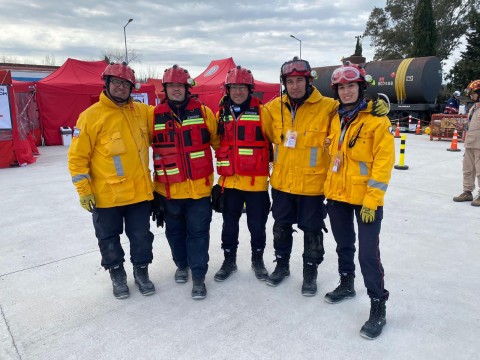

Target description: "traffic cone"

left=415, top=120, right=421, bottom=135
left=447, top=129, right=461, bottom=152
left=394, top=120, right=401, bottom=138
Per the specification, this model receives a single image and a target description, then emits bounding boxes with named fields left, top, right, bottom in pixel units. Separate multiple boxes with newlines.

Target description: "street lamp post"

left=124, top=18, right=133, bottom=64
left=290, top=35, right=302, bottom=59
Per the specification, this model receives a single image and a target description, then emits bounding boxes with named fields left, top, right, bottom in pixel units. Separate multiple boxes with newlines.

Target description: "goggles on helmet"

left=331, top=66, right=363, bottom=84
left=281, top=58, right=312, bottom=77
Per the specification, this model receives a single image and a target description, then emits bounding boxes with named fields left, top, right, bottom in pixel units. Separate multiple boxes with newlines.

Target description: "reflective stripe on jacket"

left=67, top=92, right=154, bottom=208
left=216, top=97, right=273, bottom=191
left=152, top=97, right=219, bottom=199
left=265, top=86, right=338, bottom=195
left=324, top=102, right=395, bottom=209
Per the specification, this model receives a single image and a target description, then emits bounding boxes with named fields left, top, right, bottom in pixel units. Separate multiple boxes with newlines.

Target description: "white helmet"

left=453, top=90, right=461, bottom=97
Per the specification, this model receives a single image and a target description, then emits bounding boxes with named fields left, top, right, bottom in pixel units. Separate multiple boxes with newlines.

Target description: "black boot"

left=191, top=277, right=207, bottom=300
left=360, top=298, right=387, bottom=339
left=174, top=267, right=189, bottom=283
left=214, top=249, right=237, bottom=282
left=133, top=265, right=155, bottom=296
left=109, top=264, right=129, bottom=299
left=266, top=255, right=290, bottom=287
left=301, top=260, right=318, bottom=296
left=324, top=273, right=356, bottom=304
left=251, top=249, right=268, bottom=281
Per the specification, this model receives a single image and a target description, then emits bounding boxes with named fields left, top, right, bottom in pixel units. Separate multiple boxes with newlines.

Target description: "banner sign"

left=0, top=86, right=12, bottom=130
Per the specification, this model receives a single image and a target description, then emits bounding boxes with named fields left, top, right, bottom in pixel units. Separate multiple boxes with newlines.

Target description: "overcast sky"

left=0, top=0, right=462, bottom=83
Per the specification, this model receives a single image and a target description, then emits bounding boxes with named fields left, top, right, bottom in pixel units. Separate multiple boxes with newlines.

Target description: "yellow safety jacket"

left=324, top=102, right=395, bottom=209
left=265, top=86, right=337, bottom=195
left=152, top=98, right=220, bottom=199
left=68, top=92, right=154, bottom=208
left=216, top=98, right=274, bottom=192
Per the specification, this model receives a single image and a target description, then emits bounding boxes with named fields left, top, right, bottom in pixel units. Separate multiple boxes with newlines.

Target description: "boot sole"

left=359, top=322, right=386, bottom=340
left=324, top=293, right=356, bottom=304
left=135, top=280, right=155, bottom=296
left=214, top=268, right=237, bottom=282
left=302, top=290, right=317, bottom=297
left=113, top=292, right=130, bottom=299
left=175, top=278, right=188, bottom=283
left=265, top=274, right=289, bottom=287
left=251, top=266, right=268, bottom=281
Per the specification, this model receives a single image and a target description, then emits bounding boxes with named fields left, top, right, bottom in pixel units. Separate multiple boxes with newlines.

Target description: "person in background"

left=323, top=62, right=394, bottom=339
left=68, top=62, right=156, bottom=299
left=444, top=90, right=461, bottom=114
left=212, top=66, right=273, bottom=282
left=453, top=80, right=480, bottom=206
left=151, top=64, right=219, bottom=299
left=263, top=57, right=336, bottom=296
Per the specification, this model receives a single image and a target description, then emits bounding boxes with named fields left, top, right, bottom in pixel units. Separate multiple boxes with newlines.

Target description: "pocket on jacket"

left=349, top=176, right=368, bottom=204
left=101, top=132, right=127, bottom=156
left=107, top=176, right=135, bottom=203
left=304, top=130, right=325, bottom=148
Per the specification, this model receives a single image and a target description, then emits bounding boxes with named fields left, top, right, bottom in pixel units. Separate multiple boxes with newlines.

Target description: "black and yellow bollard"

left=394, top=134, right=409, bottom=170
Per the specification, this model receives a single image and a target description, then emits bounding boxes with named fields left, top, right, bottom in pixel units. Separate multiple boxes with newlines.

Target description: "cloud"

left=0, top=0, right=411, bottom=82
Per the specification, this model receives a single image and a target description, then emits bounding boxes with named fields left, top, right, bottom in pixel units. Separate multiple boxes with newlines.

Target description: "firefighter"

left=212, top=66, right=274, bottom=282
left=453, top=80, right=480, bottom=206
left=68, top=62, right=156, bottom=299
left=151, top=64, right=220, bottom=299
left=323, top=62, right=395, bottom=339
left=264, top=57, right=337, bottom=295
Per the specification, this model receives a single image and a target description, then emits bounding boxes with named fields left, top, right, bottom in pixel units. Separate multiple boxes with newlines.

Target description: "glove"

left=151, top=192, right=164, bottom=228
left=79, top=194, right=96, bottom=212
left=371, top=97, right=390, bottom=117
left=323, top=138, right=331, bottom=152
left=211, top=184, right=224, bottom=213
left=360, top=206, right=376, bottom=223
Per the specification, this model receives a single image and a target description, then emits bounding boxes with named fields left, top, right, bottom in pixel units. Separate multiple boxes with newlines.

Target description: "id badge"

left=332, top=151, right=343, bottom=173
left=284, top=130, right=297, bottom=148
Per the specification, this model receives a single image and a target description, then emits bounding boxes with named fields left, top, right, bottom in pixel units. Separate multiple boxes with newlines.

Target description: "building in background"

left=0, top=63, right=60, bottom=81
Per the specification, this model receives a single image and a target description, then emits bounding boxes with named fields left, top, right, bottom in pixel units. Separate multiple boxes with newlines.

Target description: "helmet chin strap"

left=105, top=78, right=131, bottom=104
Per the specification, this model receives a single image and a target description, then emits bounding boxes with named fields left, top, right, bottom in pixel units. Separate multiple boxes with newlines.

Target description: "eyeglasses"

left=229, top=85, right=248, bottom=91
left=331, top=66, right=363, bottom=83
left=281, top=59, right=311, bottom=76
left=110, top=78, right=132, bottom=88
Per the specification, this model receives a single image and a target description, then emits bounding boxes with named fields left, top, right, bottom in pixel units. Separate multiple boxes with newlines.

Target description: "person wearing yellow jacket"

left=264, top=57, right=337, bottom=295
left=68, top=63, right=156, bottom=299
left=323, top=62, right=394, bottom=340
left=212, top=66, right=274, bottom=283
left=151, top=65, right=220, bottom=300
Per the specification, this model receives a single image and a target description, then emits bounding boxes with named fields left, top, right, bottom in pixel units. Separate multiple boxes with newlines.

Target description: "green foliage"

left=365, top=0, right=473, bottom=61
left=412, top=0, right=437, bottom=57
left=447, top=8, right=480, bottom=90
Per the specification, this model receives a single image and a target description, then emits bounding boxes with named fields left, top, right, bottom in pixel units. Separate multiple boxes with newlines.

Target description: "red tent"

left=36, top=59, right=157, bottom=145
left=191, top=58, right=279, bottom=113
left=146, top=78, right=165, bottom=104
left=0, top=71, right=36, bottom=168
left=12, top=80, right=41, bottom=149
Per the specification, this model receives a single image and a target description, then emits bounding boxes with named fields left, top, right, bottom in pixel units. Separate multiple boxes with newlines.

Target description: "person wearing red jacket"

left=212, top=66, right=273, bottom=282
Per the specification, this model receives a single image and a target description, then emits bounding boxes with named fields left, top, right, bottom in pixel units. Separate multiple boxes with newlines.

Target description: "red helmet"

left=331, top=62, right=368, bottom=87
left=101, top=62, right=136, bottom=84
left=280, top=57, right=315, bottom=79
left=225, top=66, right=255, bottom=89
left=162, top=65, right=194, bottom=86
left=466, top=79, right=480, bottom=96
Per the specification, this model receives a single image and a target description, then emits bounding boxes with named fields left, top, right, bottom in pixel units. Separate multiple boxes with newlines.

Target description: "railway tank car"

left=312, top=56, right=443, bottom=124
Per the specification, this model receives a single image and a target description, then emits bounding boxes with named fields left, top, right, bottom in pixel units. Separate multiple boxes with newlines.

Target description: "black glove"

left=151, top=192, right=164, bottom=228
left=211, top=184, right=224, bottom=213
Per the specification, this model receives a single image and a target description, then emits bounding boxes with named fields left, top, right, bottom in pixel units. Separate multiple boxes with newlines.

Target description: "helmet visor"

left=281, top=60, right=311, bottom=76
left=331, top=66, right=362, bottom=83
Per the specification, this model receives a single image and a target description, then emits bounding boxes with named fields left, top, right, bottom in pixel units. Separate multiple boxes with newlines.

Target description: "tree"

left=41, top=54, right=56, bottom=66
left=412, top=0, right=437, bottom=57
left=354, top=35, right=363, bottom=56
left=448, top=8, right=480, bottom=90
left=364, top=0, right=473, bottom=60
left=102, top=48, right=140, bottom=64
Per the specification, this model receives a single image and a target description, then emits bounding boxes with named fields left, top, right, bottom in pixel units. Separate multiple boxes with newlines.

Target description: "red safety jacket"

left=215, top=97, right=270, bottom=184
left=152, top=98, right=213, bottom=188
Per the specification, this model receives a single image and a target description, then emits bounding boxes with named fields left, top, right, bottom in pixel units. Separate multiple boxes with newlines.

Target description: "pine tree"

left=412, top=0, right=438, bottom=57
left=448, top=8, right=480, bottom=90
